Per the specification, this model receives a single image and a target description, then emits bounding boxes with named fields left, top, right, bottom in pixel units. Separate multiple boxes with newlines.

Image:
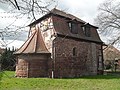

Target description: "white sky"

left=57, top=0, right=105, bottom=24
left=0, top=0, right=106, bottom=48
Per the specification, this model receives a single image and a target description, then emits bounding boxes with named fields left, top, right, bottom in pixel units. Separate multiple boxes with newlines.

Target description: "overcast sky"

left=0, top=0, right=106, bottom=48
left=57, top=0, right=105, bottom=24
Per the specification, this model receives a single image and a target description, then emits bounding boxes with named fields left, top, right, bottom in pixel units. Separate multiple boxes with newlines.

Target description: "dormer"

left=68, top=19, right=79, bottom=34
left=82, top=23, right=91, bottom=37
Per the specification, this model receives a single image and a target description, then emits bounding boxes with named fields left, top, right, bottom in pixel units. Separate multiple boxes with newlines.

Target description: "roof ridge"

left=50, top=8, right=86, bottom=23
left=28, top=8, right=86, bottom=26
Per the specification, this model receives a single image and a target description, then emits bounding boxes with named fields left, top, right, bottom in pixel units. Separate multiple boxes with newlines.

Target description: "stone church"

left=15, top=8, right=104, bottom=78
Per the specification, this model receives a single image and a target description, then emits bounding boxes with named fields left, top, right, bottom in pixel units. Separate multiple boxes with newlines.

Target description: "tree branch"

left=14, top=0, right=20, bottom=10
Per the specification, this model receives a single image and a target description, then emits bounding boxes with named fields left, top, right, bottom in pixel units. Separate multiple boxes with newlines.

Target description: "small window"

left=73, top=47, right=77, bottom=56
left=68, top=22, right=78, bottom=34
left=82, top=24, right=91, bottom=37
left=85, top=26, right=91, bottom=37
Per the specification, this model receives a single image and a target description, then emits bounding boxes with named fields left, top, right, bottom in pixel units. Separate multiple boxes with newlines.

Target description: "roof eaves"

left=57, top=33, right=103, bottom=44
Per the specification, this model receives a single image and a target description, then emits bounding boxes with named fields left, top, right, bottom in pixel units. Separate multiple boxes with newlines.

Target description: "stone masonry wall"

left=53, top=37, right=101, bottom=78
left=16, top=54, right=50, bottom=78
left=15, top=58, right=28, bottom=77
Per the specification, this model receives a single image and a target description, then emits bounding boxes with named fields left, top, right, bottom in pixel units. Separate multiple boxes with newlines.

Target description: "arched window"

left=73, top=47, right=77, bottom=56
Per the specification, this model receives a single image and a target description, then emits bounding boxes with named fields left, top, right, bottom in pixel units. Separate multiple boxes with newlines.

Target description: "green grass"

left=0, top=71, right=120, bottom=90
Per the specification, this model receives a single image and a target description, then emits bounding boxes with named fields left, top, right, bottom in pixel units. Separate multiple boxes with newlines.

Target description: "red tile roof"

left=29, top=8, right=87, bottom=26
left=28, top=8, right=102, bottom=43
left=15, top=27, right=50, bottom=54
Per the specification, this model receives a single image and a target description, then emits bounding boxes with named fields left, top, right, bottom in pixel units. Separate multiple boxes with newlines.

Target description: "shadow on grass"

left=79, top=75, right=120, bottom=79
left=59, top=71, right=120, bottom=79
left=61, top=74, right=120, bottom=79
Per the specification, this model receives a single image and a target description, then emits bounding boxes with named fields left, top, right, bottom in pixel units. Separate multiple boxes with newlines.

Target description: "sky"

left=0, top=0, right=106, bottom=48
left=57, top=0, right=105, bottom=24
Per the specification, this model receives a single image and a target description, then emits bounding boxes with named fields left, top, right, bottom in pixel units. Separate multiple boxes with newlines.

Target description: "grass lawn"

left=0, top=71, right=120, bottom=90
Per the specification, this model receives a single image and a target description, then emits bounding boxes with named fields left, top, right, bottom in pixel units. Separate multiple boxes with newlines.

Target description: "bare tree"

left=95, top=0, right=120, bottom=46
left=0, top=0, right=56, bottom=47
left=0, top=0, right=55, bottom=18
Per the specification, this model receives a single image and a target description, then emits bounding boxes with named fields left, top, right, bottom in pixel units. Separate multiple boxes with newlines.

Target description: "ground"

left=0, top=71, right=120, bottom=90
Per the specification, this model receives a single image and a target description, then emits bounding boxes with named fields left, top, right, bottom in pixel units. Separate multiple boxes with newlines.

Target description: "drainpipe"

left=101, top=44, right=104, bottom=74
left=51, top=32, right=58, bottom=78
left=52, top=70, right=54, bottom=79
left=52, top=41, right=56, bottom=79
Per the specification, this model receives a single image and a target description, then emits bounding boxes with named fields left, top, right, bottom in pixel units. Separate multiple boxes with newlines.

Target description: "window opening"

left=73, top=47, right=77, bottom=56
left=68, top=22, right=78, bottom=34
left=82, top=23, right=91, bottom=37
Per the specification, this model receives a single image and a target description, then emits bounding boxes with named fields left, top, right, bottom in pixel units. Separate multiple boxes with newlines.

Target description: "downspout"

left=51, top=40, right=54, bottom=78
left=97, top=43, right=104, bottom=75
left=101, top=43, right=104, bottom=74
left=52, top=40, right=55, bottom=78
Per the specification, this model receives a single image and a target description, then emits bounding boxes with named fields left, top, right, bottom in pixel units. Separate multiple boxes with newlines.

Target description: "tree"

left=95, top=0, right=120, bottom=45
left=0, top=0, right=56, bottom=19
left=0, top=0, right=56, bottom=47
left=1, top=47, right=16, bottom=71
